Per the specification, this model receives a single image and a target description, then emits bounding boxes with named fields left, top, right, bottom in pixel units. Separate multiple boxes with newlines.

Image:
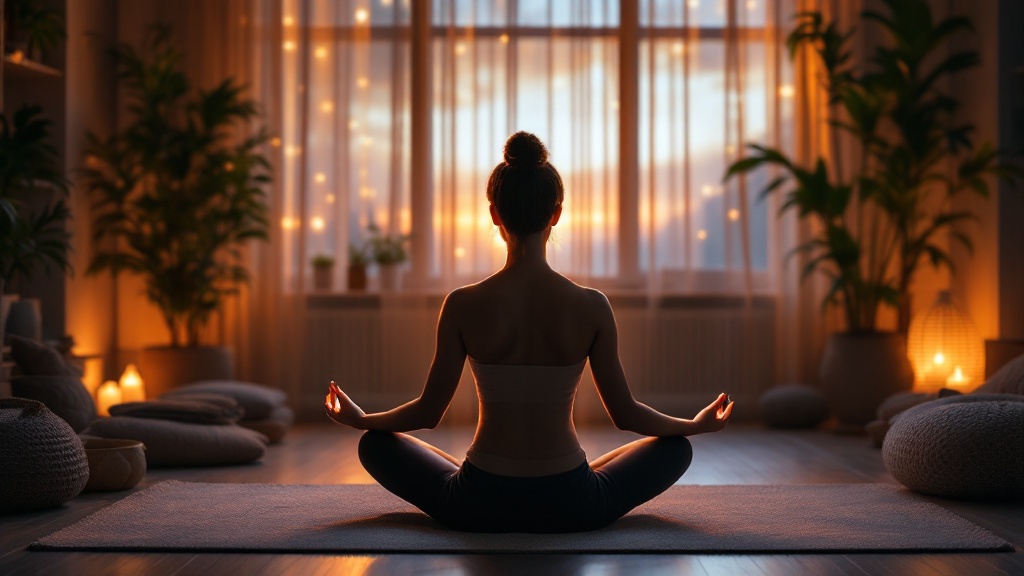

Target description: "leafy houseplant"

left=3, top=0, right=66, bottom=61
left=82, top=29, right=271, bottom=348
left=724, top=0, right=1021, bottom=426
left=367, top=225, right=409, bottom=292
left=312, top=254, right=334, bottom=292
left=726, top=0, right=1020, bottom=334
left=0, top=105, right=71, bottom=289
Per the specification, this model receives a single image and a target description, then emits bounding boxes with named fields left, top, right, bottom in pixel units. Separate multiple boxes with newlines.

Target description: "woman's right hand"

left=691, top=393, right=734, bottom=434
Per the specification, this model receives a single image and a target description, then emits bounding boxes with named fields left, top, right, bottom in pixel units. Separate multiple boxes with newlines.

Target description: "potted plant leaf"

left=725, top=0, right=1021, bottom=427
left=311, top=254, right=335, bottom=292
left=367, top=224, right=409, bottom=292
left=0, top=105, right=72, bottom=343
left=81, top=28, right=271, bottom=397
left=3, top=0, right=66, bottom=62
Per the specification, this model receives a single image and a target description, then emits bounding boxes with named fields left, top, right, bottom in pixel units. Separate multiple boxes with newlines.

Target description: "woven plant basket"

left=0, top=398, right=89, bottom=513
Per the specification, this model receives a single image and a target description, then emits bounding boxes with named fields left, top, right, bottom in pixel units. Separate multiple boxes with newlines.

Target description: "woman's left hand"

left=325, top=381, right=366, bottom=428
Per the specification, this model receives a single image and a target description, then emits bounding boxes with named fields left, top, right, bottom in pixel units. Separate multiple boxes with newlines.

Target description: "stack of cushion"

left=162, top=381, right=294, bottom=444
left=8, top=335, right=95, bottom=433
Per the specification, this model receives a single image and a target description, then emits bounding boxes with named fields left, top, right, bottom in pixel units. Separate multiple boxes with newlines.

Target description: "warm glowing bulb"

left=315, top=172, right=327, bottom=184
left=283, top=40, right=296, bottom=52
left=611, top=101, right=620, bottom=110
left=96, top=380, right=122, bottom=417
left=454, top=43, right=467, bottom=55
left=311, top=216, right=325, bottom=231
left=778, top=84, right=795, bottom=98
left=119, top=364, right=145, bottom=403
left=281, top=217, right=298, bottom=230
left=728, top=209, right=740, bottom=221
left=270, top=137, right=282, bottom=147
left=946, top=366, right=969, bottom=387
left=687, top=0, right=699, bottom=7
left=672, top=42, right=685, bottom=55
left=315, top=46, right=328, bottom=59
left=285, top=145, right=302, bottom=157
left=354, top=8, right=369, bottom=23
left=697, top=229, right=708, bottom=241
left=283, top=16, right=295, bottom=26
left=454, top=247, right=467, bottom=258
left=321, top=100, right=334, bottom=113
left=701, top=184, right=718, bottom=197
left=357, top=77, right=369, bottom=89
left=933, top=352, right=945, bottom=365
left=325, top=193, right=336, bottom=204
left=746, top=0, right=756, bottom=10
left=348, top=119, right=359, bottom=130
left=499, top=33, right=510, bottom=44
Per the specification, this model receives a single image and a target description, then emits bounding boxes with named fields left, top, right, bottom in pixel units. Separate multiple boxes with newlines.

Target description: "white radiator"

left=300, top=294, right=776, bottom=424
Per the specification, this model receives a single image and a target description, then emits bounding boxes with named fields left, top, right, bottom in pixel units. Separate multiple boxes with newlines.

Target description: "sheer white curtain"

left=209, top=0, right=842, bottom=415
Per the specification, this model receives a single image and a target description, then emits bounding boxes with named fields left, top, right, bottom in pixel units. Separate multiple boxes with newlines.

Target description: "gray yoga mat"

left=32, top=481, right=1011, bottom=553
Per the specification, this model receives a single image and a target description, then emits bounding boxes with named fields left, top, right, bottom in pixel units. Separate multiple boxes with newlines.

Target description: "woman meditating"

left=326, top=131, right=734, bottom=533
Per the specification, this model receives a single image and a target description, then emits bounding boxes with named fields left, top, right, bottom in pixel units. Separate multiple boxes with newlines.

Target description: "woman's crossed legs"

left=357, top=431, right=692, bottom=532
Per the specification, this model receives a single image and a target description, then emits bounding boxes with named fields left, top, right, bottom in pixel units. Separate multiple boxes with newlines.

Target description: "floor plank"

left=1, top=423, right=1020, bottom=576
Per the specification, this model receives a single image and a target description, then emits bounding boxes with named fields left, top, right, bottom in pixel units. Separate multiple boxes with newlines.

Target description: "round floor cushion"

left=758, top=384, right=829, bottom=429
left=882, top=394, right=1024, bottom=500
left=84, top=417, right=268, bottom=468
left=0, top=399, right=89, bottom=513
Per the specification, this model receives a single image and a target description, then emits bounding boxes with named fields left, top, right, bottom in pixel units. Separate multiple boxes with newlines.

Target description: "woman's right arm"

left=587, top=291, right=733, bottom=436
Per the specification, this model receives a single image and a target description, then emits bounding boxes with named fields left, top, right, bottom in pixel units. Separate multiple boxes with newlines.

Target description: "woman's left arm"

left=326, top=290, right=466, bottom=431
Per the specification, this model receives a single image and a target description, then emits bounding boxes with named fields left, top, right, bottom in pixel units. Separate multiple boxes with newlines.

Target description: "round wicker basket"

left=0, top=398, right=89, bottom=513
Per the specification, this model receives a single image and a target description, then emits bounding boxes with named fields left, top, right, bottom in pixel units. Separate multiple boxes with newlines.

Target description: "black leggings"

left=357, top=431, right=693, bottom=533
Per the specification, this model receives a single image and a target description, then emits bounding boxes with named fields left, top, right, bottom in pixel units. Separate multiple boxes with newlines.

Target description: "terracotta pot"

left=83, top=438, right=146, bottom=492
left=347, top=264, right=367, bottom=291
left=137, top=346, right=234, bottom=398
left=820, top=332, right=914, bottom=429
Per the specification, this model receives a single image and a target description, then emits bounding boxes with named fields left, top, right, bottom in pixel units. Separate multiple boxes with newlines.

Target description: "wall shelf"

left=3, top=54, right=63, bottom=80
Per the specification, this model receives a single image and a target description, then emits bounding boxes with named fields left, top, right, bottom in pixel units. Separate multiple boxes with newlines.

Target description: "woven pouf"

left=0, top=398, right=89, bottom=513
left=758, top=384, right=829, bottom=429
left=882, top=394, right=1024, bottom=500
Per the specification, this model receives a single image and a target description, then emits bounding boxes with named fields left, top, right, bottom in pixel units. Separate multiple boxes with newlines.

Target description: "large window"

left=277, top=0, right=793, bottom=292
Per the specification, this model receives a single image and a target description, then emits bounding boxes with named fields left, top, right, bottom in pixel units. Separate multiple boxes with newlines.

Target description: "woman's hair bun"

left=503, top=131, right=548, bottom=166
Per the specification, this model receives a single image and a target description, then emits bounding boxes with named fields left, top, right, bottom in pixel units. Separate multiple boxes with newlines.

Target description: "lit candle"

left=96, top=380, right=123, bottom=416
left=946, top=366, right=969, bottom=388
left=119, top=364, right=146, bottom=403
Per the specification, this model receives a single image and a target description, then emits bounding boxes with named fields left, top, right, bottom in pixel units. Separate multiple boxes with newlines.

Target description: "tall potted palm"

left=82, top=29, right=270, bottom=396
left=726, top=0, right=1021, bottom=427
left=0, top=105, right=72, bottom=342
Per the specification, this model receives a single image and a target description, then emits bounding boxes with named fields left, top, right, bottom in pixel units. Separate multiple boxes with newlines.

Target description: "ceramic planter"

left=347, top=264, right=367, bottom=291
left=137, top=346, right=234, bottom=398
left=819, top=332, right=914, bottom=429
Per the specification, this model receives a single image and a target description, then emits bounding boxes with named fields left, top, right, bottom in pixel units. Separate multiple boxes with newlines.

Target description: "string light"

left=270, top=137, right=282, bottom=147
left=455, top=43, right=467, bottom=55
left=348, top=119, right=359, bottom=130
left=697, top=229, right=708, bottom=241
left=687, top=0, right=699, bottom=7
left=283, top=40, right=296, bottom=52
left=728, top=209, right=740, bottom=221
left=281, top=217, right=298, bottom=230
left=315, top=46, right=328, bottom=59
left=354, top=8, right=369, bottom=24
left=326, top=194, right=336, bottom=204
left=499, top=33, right=510, bottom=44
left=778, top=84, right=795, bottom=98
left=672, top=42, right=685, bottom=55
left=283, top=16, right=295, bottom=26
left=311, top=216, right=325, bottom=231
left=321, top=100, right=334, bottom=113
left=315, top=172, right=327, bottom=184
left=454, top=247, right=467, bottom=258
left=357, top=77, right=370, bottom=89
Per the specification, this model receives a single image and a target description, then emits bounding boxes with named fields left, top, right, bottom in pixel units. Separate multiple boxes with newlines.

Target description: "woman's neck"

left=502, top=232, right=550, bottom=271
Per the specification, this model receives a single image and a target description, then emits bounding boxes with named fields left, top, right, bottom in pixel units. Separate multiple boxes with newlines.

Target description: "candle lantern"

left=907, top=291, right=984, bottom=392
left=119, top=364, right=146, bottom=403
left=96, top=380, right=123, bottom=417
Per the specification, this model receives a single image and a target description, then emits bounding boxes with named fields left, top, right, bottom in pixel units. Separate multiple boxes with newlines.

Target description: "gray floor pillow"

left=11, top=375, right=96, bottom=433
left=162, top=381, right=287, bottom=420
left=882, top=394, right=1024, bottom=500
left=109, top=399, right=244, bottom=425
left=758, top=384, right=828, bottom=429
left=973, top=352, right=1024, bottom=395
left=84, top=416, right=268, bottom=468
left=239, top=405, right=295, bottom=444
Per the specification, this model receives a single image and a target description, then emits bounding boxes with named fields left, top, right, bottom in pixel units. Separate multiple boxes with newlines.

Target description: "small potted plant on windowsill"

left=311, top=255, right=334, bottom=292
left=347, top=245, right=368, bottom=291
left=367, top=224, right=409, bottom=292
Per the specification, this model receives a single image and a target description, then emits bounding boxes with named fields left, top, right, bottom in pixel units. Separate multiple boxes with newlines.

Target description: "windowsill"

left=305, top=290, right=775, bottom=310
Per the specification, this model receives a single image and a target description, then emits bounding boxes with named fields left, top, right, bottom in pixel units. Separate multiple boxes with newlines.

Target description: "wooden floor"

left=1, top=423, right=1022, bottom=575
